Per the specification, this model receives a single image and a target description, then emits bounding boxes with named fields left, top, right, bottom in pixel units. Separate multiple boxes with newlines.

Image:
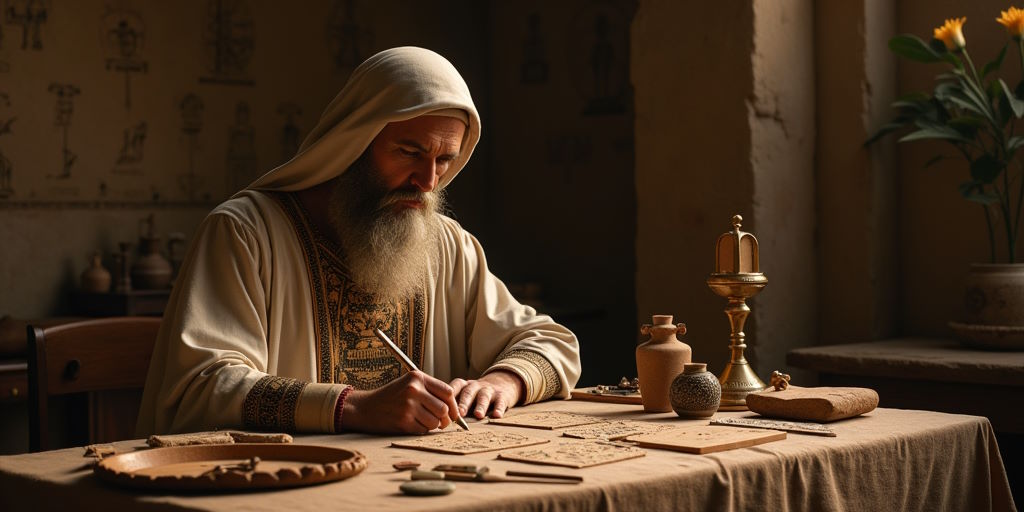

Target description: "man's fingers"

left=472, top=387, right=495, bottom=419
left=489, top=394, right=509, bottom=419
left=421, top=375, right=460, bottom=424
left=449, top=378, right=468, bottom=395
left=456, top=381, right=481, bottom=416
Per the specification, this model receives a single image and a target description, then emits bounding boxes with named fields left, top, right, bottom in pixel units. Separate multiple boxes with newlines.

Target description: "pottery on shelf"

left=131, top=214, right=173, bottom=290
left=951, top=263, right=1024, bottom=350
left=636, top=314, right=692, bottom=413
left=80, top=252, right=112, bottom=293
left=669, top=363, right=722, bottom=419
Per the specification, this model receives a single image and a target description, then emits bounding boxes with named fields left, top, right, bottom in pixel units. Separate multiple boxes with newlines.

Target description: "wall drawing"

left=277, top=101, right=301, bottom=164
left=48, top=82, right=80, bottom=180
left=226, top=101, right=257, bottom=194
left=521, top=12, right=548, bottom=85
left=0, top=92, right=14, bottom=198
left=101, top=7, right=147, bottom=109
left=178, top=93, right=204, bottom=200
left=5, top=0, right=47, bottom=50
left=569, top=1, right=631, bottom=116
left=200, top=0, right=254, bottom=85
left=113, top=121, right=146, bottom=173
left=326, top=0, right=372, bottom=71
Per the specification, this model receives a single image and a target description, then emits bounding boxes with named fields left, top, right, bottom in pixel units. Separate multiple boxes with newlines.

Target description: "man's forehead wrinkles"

left=394, top=136, right=461, bottom=155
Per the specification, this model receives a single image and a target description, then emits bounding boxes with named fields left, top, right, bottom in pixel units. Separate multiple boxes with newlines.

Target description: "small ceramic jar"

left=669, top=363, right=721, bottom=418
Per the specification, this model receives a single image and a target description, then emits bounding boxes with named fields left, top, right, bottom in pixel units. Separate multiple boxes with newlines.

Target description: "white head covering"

left=246, top=46, right=481, bottom=192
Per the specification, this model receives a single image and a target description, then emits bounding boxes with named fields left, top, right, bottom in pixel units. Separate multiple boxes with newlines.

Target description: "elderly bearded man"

left=136, top=47, right=581, bottom=435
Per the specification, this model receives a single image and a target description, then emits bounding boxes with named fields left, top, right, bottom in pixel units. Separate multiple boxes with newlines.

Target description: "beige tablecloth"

left=0, top=400, right=1015, bottom=512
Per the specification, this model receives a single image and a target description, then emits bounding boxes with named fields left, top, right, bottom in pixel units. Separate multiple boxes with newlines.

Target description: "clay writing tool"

left=374, top=328, right=470, bottom=431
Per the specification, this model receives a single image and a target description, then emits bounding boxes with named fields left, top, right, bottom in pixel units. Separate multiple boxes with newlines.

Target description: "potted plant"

left=869, top=10, right=1024, bottom=348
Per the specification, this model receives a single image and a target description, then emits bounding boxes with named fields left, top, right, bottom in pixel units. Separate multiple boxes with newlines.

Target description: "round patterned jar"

left=669, top=363, right=721, bottom=418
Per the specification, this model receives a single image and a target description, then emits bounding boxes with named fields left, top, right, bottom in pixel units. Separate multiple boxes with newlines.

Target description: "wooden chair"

left=27, top=316, right=161, bottom=452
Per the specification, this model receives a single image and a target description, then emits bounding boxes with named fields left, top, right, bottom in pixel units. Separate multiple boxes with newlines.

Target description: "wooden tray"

left=94, top=443, right=367, bottom=491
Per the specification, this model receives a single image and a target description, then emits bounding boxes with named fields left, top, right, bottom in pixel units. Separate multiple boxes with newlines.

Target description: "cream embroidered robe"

left=136, top=190, right=581, bottom=435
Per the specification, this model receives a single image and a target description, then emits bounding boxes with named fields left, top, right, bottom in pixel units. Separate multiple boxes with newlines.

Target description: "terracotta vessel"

left=669, top=363, right=722, bottom=418
left=131, top=215, right=173, bottom=290
left=636, top=314, right=692, bottom=413
left=963, top=264, right=1024, bottom=325
left=80, top=253, right=111, bottom=293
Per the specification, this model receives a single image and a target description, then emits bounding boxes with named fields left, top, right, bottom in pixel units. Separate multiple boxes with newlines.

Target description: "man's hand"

left=340, top=370, right=461, bottom=434
left=450, top=371, right=525, bottom=419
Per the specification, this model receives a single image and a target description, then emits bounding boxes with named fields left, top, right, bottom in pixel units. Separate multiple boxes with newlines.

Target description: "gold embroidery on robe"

left=273, top=192, right=427, bottom=390
left=242, top=375, right=306, bottom=431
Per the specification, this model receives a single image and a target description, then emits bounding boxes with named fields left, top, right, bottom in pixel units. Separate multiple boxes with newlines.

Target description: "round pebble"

left=400, top=480, right=456, bottom=496
left=392, top=460, right=421, bottom=471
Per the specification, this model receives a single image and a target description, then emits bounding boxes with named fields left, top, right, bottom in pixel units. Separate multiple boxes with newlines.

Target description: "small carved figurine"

left=770, top=370, right=792, bottom=391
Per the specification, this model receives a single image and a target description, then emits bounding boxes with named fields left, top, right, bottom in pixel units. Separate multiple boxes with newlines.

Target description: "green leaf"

left=924, top=155, right=946, bottom=167
left=898, top=125, right=970, bottom=143
left=1008, top=135, right=1024, bottom=153
left=970, top=155, right=1005, bottom=184
left=864, top=121, right=907, bottom=146
left=983, top=44, right=1008, bottom=78
left=948, top=116, right=982, bottom=138
left=999, top=79, right=1024, bottom=118
left=889, top=35, right=946, bottom=63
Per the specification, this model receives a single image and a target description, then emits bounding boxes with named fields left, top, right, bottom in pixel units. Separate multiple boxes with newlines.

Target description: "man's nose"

left=409, top=160, right=439, bottom=192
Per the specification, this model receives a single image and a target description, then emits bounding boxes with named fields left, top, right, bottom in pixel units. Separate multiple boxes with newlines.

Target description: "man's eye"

left=399, top=148, right=418, bottom=157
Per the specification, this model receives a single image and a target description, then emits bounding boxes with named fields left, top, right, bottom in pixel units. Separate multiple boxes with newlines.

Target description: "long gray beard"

left=327, top=158, right=444, bottom=302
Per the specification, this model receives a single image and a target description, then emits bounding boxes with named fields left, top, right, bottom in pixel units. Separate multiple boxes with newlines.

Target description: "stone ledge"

left=787, top=338, right=1024, bottom=387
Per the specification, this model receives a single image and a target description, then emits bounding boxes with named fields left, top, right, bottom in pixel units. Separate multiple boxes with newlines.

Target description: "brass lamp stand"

left=706, top=215, right=767, bottom=410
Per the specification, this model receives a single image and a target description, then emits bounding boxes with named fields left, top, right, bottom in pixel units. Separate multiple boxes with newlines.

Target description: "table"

left=0, top=399, right=1015, bottom=512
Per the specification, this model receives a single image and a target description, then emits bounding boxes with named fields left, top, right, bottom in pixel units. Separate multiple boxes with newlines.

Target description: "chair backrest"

left=27, top=316, right=161, bottom=452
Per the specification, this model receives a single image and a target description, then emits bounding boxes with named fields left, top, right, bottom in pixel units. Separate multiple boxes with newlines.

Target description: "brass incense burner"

left=706, top=214, right=767, bottom=410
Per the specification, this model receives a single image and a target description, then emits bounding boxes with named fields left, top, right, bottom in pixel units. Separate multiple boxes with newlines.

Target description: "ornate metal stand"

left=706, top=215, right=768, bottom=410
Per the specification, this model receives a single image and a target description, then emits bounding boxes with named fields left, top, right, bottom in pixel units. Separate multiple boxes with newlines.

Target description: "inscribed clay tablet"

left=497, top=440, right=646, bottom=468
left=400, top=480, right=456, bottom=496
left=391, top=431, right=549, bottom=455
left=488, top=411, right=604, bottom=430
left=561, top=420, right=676, bottom=440
left=710, top=417, right=836, bottom=437
left=745, top=386, right=879, bottom=422
left=626, top=425, right=786, bottom=454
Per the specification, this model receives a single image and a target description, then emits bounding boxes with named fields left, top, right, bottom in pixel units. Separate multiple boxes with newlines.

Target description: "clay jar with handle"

left=636, top=314, right=692, bottom=413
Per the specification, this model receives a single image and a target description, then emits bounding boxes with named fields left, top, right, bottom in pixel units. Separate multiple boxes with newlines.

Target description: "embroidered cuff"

left=242, top=376, right=345, bottom=433
left=484, top=349, right=562, bottom=404
left=333, top=386, right=354, bottom=433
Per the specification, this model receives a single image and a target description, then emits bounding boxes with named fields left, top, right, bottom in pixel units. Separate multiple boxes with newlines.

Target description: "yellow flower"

left=934, top=17, right=967, bottom=51
left=997, top=7, right=1024, bottom=39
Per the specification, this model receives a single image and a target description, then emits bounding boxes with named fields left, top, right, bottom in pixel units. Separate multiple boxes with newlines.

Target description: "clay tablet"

left=391, top=431, right=549, bottom=455
left=745, top=386, right=879, bottom=422
left=627, top=425, right=786, bottom=454
left=498, top=440, right=646, bottom=468
left=561, top=420, right=676, bottom=440
left=488, top=411, right=604, bottom=430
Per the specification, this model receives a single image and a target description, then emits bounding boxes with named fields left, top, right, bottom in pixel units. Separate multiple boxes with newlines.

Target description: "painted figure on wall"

left=326, top=0, right=373, bottom=72
left=570, top=1, right=631, bottom=117
left=200, top=0, right=254, bottom=85
left=179, top=93, right=205, bottom=200
left=102, top=8, right=148, bottom=109
left=226, top=101, right=257, bottom=194
left=0, top=92, right=14, bottom=198
left=48, top=82, right=80, bottom=179
left=5, top=0, right=47, bottom=51
left=277, top=101, right=301, bottom=164
left=115, top=121, right=147, bottom=173
left=521, top=13, right=548, bottom=85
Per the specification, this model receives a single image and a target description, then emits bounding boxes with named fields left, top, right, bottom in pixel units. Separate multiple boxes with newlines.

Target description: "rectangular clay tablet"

left=626, top=425, right=786, bottom=454
left=391, top=431, right=549, bottom=455
left=561, top=420, right=676, bottom=440
left=488, top=411, right=605, bottom=430
left=498, top=440, right=646, bottom=468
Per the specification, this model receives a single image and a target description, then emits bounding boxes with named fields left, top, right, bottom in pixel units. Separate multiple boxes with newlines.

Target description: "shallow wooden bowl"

left=94, top=443, right=367, bottom=492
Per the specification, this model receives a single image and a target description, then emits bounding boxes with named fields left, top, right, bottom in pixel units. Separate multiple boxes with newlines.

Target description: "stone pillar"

left=815, top=0, right=899, bottom=343
left=633, top=0, right=820, bottom=382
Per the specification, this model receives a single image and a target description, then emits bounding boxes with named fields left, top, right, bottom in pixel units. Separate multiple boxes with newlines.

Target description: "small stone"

left=400, top=480, right=456, bottom=496
left=392, top=460, right=421, bottom=471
